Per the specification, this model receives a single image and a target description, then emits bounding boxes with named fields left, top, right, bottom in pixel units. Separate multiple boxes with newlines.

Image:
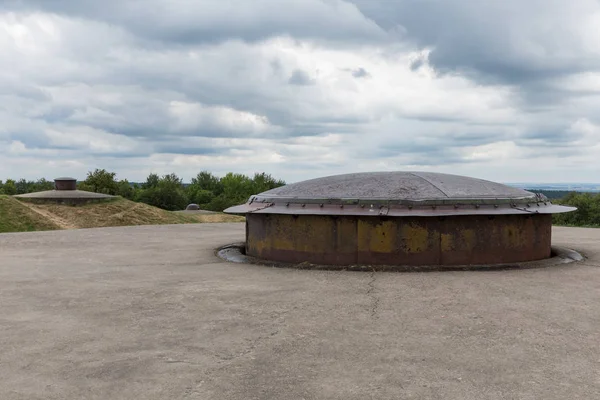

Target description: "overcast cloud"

left=1, top=0, right=600, bottom=183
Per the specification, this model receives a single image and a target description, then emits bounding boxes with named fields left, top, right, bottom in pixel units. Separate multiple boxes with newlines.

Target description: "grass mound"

left=1, top=196, right=243, bottom=233
left=0, top=196, right=60, bottom=233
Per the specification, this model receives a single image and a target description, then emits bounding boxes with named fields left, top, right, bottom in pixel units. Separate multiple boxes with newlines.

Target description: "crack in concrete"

left=367, top=268, right=380, bottom=318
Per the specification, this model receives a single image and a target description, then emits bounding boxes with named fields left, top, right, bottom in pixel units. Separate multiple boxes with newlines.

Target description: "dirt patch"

left=18, top=201, right=77, bottom=229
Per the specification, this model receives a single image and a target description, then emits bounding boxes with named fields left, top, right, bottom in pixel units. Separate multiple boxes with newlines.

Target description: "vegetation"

left=0, top=196, right=243, bottom=233
left=552, top=192, right=600, bottom=227
left=0, top=178, right=53, bottom=196
left=0, top=169, right=285, bottom=212
left=4, top=169, right=598, bottom=228
left=0, top=196, right=60, bottom=232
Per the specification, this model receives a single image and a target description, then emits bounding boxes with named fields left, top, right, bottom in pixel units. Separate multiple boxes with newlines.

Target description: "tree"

left=33, top=178, right=54, bottom=192
left=553, top=192, right=600, bottom=227
left=117, top=179, right=136, bottom=200
left=186, top=171, right=223, bottom=206
left=15, top=179, right=29, bottom=195
left=143, top=173, right=160, bottom=189
left=184, top=171, right=286, bottom=212
left=137, top=173, right=188, bottom=211
left=3, top=179, right=16, bottom=195
left=191, top=171, right=223, bottom=195
left=251, top=172, right=285, bottom=193
left=80, top=169, right=119, bottom=195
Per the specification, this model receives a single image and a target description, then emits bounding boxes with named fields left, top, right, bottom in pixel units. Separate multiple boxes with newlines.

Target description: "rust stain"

left=246, top=214, right=553, bottom=266
left=400, top=223, right=429, bottom=253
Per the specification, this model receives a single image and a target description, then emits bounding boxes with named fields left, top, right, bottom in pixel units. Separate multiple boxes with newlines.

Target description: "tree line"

left=552, top=192, right=600, bottom=227
left=0, top=169, right=285, bottom=212
left=1, top=172, right=599, bottom=225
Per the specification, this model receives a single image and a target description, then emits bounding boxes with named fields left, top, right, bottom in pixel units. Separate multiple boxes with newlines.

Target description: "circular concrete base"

left=217, top=243, right=584, bottom=272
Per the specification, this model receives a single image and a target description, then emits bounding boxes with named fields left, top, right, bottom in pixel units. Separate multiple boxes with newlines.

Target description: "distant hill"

left=522, top=190, right=575, bottom=200
left=0, top=196, right=243, bottom=233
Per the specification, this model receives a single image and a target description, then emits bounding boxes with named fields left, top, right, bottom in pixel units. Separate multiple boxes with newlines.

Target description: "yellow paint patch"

left=502, top=223, right=523, bottom=248
left=460, top=229, right=476, bottom=250
left=357, top=219, right=396, bottom=252
left=400, top=223, right=429, bottom=253
left=440, top=233, right=454, bottom=252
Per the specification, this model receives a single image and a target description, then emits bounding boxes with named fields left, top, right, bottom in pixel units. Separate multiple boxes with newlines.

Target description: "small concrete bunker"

left=14, top=177, right=115, bottom=205
left=224, top=171, right=576, bottom=266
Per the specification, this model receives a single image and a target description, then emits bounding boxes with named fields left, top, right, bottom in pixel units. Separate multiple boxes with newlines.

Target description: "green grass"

left=0, top=196, right=60, bottom=233
left=0, top=196, right=244, bottom=233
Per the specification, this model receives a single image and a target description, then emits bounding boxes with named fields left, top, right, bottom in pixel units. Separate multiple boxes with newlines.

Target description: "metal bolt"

left=494, top=204, right=499, bottom=208
left=454, top=204, right=459, bottom=209
left=475, top=204, right=480, bottom=209
left=319, top=204, right=324, bottom=208
left=301, top=204, right=305, bottom=207
left=361, top=204, right=365, bottom=208
left=286, top=203, right=290, bottom=207
left=340, top=205, right=344, bottom=209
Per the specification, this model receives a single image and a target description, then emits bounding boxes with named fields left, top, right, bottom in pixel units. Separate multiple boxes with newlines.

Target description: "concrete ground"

left=175, top=210, right=217, bottom=215
left=1, top=224, right=599, bottom=400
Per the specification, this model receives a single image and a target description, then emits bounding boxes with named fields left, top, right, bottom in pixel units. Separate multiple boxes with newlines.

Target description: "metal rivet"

left=286, top=203, right=290, bottom=207
left=360, top=204, right=365, bottom=208
left=475, top=204, right=480, bottom=209
left=494, top=204, right=499, bottom=208
left=301, top=204, right=305, bottom=207
left=340, top=205, right=344, bottom=209
left=319, top=203, right=324, bottom=208
left=454, top=204, right=459, bottom=209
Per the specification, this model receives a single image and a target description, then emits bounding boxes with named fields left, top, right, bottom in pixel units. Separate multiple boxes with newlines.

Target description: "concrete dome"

left=14, top=176, right=115, bottom=204
left=15, top=190, right=114, bottom=200
left=225, top=171, right=575, bottom=216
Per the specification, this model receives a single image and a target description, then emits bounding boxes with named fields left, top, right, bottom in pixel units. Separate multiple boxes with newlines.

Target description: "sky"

left=1, top=0, right=600, bottom=184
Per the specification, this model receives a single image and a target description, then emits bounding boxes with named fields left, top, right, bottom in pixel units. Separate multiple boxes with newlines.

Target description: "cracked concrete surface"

left=366, top=269, right=379, bottom=318
left=1, top=224, right=600, bottom=399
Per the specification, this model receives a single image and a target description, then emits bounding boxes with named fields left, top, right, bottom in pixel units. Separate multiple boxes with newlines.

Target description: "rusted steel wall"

left=245, top=213, right=552, bottom=266
left=54, top=180, right=77, bottom=191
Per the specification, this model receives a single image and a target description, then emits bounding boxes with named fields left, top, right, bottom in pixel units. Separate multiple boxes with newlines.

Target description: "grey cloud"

left=352, top=67, right=370, bottom=78
left=153, top=144, right=222, bottom=156
left=409, top=59, right=424, bottom=71
left=288, top=69, right=315, bottom=86
left=351, top=0, right=600, bottom=85
left=3, top=0, right=387, bottom=45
